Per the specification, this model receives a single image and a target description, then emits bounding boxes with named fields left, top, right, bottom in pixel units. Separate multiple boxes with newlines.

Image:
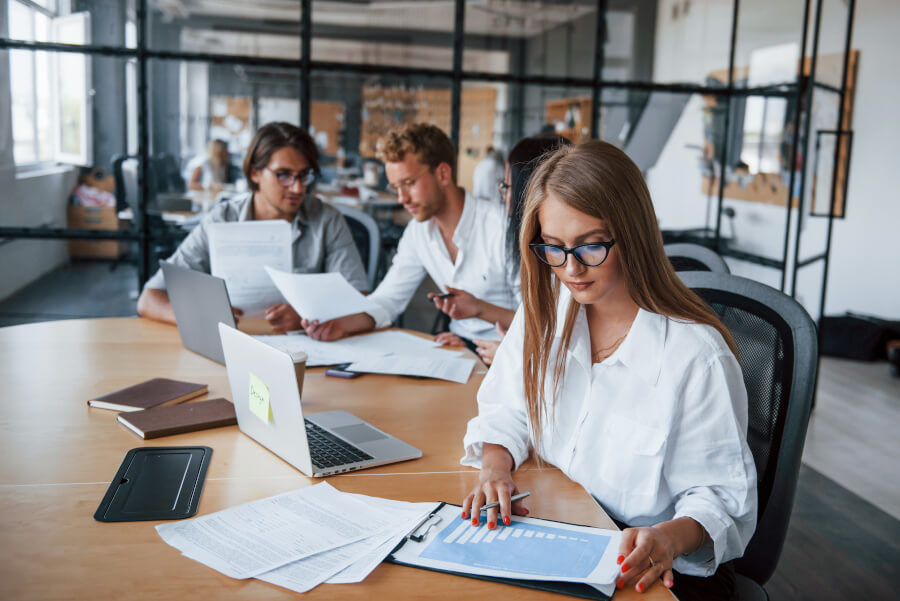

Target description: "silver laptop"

left=161, top=262, right=236, bottom=364
left=218, top=323, right=422, bottom=477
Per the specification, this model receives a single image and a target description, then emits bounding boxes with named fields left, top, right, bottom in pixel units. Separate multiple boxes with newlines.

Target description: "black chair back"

left=680, top=272, right=817, bottom=587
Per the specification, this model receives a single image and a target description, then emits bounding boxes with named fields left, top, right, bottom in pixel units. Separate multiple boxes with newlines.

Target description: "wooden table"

left=0, top=318, right=672, bottom=601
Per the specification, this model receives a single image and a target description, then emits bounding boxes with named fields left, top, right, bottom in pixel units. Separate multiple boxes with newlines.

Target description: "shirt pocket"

left=597, top=415, right=667, bottom=496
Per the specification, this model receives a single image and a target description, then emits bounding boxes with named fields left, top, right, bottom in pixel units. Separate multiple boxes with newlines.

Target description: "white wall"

left=0, top=5, right=78, bottom=303
left=649, top=0, right=900, bottom=319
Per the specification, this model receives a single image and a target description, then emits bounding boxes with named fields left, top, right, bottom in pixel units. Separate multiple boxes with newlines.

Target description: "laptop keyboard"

left=305, top=420, right=374, bottom=469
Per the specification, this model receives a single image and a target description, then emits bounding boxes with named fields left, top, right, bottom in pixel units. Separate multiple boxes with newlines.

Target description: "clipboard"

left=94, top=446, right=212, bottom=522
left=387, top=502, right=616, bottom=600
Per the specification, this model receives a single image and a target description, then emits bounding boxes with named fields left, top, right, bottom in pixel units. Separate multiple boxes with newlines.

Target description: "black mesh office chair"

left=664, top=242, right=730, bottom=273
left=680, top=272, right=817, bottom=601
left=333, top=204, right=381, bottom=291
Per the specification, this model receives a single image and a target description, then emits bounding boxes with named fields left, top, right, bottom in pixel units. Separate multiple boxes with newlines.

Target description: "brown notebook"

left=117, top=398, right=237, bottom=439
left=87, top=378, right=207, bottom=412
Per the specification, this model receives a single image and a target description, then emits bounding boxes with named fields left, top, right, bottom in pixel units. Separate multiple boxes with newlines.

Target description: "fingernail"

left=637, top=582, right=645, bottom=593
left=503, top=515, right=510, bottom=526
left=488, top=521, right=495, bottom=529
left=621, top=563, right=630, bottom=573
left=461, top=511, right=468, bottom=519
left=472, top=517, right=479, bottom=526
left=616, top=580, right=624, bottom=590
left=665, top=579, right=673, bottom=588
left=616, top=555, right=624, bottom=565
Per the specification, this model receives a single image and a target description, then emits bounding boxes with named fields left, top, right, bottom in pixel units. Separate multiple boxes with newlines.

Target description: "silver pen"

left=479, top=491, right=531, bottom=513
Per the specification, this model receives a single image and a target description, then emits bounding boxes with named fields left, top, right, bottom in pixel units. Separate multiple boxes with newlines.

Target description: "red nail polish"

left=472, top=517, right=479, bottom=526
left=461, top=511, right=467, bottom=519
left=665, top=580, right=673, bottom=588
left=637, top=582, right=645, bottom=593
left=488, top=521, right=495, bottom=529
left=616, top=555, right=624, bottom=565
left=616, top=580, right=624, bottom=590
left=503, top=515, right=510, bottom=526
left=621, top=563, right=630, bottom=573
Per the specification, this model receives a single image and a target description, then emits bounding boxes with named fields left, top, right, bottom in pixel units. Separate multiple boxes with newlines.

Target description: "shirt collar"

left=244, top=191, right=316, bottom=242
left=604, top=308, right=666, bottom=387
left=560, top=293, right=665, bottom=387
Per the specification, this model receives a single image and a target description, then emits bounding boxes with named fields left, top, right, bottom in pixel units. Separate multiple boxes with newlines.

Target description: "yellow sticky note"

left=248, top=372, right=272, bottom=423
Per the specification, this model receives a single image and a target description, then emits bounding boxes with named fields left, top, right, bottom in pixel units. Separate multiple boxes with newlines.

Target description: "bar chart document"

left=391, top=503, right=621, bottom=585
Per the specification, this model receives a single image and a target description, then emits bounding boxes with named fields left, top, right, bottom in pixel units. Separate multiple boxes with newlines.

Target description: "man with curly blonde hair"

left=301, top=123, right=519, bottom=350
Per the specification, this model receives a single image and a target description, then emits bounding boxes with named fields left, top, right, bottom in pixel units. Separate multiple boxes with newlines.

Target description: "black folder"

left=387, top=502, right=612, bottom=600
left=94, top=446, right=212, bottom=522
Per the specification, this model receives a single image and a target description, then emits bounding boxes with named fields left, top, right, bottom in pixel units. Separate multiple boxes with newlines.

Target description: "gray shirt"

left=144, top=191, right=369, bottom=293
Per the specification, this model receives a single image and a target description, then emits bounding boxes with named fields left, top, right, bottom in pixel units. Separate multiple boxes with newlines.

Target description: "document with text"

left=347, top=355, right=476, bottom=384
left=209, top=221, right=291, bottom=317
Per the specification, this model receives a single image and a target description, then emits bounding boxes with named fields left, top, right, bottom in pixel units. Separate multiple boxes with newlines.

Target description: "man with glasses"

left=137, top=122, right=368, bottom=332
left=301, top=123, right=519, bottom=350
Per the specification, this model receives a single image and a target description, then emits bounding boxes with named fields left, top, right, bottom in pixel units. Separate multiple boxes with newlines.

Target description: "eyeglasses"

left=265, top=167, right=315, bottom=188
left=529, top=241, right=616, bottom=267
left=387, top=167, right=432, bottom=195
left=497, top=180, right=511, bottom=195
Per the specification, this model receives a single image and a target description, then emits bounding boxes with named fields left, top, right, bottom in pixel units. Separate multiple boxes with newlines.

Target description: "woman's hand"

left=428, top=286, right=482, bottom=320
left=461, top=444, right=529, bottom=530
left=301, top=317, right=346, bottom=341
left=616, top=517, right=707, bottom=593
left=473, top=323, right=507, bottom=365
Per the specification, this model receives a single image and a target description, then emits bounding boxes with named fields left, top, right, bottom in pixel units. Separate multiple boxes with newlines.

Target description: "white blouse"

left=461, top=288, right=757, bottom=577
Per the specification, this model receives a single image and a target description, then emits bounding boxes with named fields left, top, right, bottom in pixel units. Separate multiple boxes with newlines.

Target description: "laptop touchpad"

left=332, top=423, right=388, bottom=444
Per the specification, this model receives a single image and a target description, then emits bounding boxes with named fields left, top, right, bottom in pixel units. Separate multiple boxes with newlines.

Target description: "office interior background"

left=0, top=0, right=897, bottom=598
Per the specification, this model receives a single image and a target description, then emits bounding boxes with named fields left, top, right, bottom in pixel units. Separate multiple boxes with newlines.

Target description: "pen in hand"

left=434, top=292, right=454, bottom=299
left=479, top=491, right=531, bottom=513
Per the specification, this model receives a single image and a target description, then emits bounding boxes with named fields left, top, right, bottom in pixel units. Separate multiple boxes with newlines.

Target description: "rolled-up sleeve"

left=461, top=307, right=533, bottom=470
left=667, top=353, right=758, bottom=576
left=366, top=223, right=427, bottom=328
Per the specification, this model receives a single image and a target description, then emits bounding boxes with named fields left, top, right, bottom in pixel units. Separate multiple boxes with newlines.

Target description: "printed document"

left=347, top=355, right=476, bottom=384
left=209, top=221, right=291, bottom=317
left=266, top=267, right=379, bottom=322
left=155, top=482, right=410, bottom=579
left=391, top=503, right=622, bottom=585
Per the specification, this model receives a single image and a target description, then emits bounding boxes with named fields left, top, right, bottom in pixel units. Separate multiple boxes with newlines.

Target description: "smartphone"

left=325, top=362, right=361, bottom=379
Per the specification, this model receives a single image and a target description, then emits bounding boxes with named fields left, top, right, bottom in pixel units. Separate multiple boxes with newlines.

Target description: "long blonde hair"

left=520, top=140, right=737, bottom=443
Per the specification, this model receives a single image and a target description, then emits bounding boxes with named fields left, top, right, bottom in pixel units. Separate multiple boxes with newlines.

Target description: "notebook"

left=87, top=378, right=207, bottom=412
left=218, top=323, right=422, bottom=477
left=117, top=397, right=237, bottom=439
left=160, top=261, right=237, bottom=364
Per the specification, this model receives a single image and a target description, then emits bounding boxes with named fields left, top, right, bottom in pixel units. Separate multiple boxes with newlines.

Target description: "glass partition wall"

left=1, top=0, right=855, bottom=324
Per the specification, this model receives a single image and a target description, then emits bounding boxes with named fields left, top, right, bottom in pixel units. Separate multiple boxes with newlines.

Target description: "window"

left=7, top=0, right=91, bottom=167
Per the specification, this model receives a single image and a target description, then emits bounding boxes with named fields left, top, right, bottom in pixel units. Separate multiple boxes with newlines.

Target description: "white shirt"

left=461, top=288, right=757, bottom=576
left=366, top=192, right=521, bottom=341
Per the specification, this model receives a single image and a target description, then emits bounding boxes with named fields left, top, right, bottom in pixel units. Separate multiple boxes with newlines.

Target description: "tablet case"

left=94, top=446, right=212, bottom=522
left=387, top=502, right=611, bottom=600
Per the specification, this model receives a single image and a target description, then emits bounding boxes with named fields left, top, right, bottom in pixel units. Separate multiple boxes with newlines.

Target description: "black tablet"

left=94, top=446, right=212, bottom=522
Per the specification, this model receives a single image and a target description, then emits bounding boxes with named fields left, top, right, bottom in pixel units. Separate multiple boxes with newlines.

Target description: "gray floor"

left=1, top=259, right=898, bottom=599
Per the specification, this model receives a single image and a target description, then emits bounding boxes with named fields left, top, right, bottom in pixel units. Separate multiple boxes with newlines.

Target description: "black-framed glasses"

left=265, top=167, right=315, bottom=188
left=529, top=241, right=616, bottom=267
left=497, top=180, right=511, bottom=195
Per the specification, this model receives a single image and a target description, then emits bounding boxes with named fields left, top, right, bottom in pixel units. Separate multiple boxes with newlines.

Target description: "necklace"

left=591, top=332, right=628, bottom=363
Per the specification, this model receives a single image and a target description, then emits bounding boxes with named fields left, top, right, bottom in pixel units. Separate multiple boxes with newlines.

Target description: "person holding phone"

left=459, top=141, right=757, bottom=601
left=301, top=123, right=519, bottom=353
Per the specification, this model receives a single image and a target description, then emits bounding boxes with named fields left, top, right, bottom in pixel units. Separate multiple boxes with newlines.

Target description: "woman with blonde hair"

left=460, top=140, right=757, bottom=600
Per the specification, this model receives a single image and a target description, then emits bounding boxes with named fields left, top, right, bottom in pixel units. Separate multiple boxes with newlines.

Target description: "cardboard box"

left=68, top=205, right=126, bottom=259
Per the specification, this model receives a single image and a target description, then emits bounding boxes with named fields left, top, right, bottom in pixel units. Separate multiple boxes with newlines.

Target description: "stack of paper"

left=156, top=482, right=435, bottom=594
left=254, top=330, right=477, bottom=384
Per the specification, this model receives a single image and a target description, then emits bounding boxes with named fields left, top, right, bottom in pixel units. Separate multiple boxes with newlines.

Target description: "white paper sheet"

left=209, top=221, right=292, bottom=317
left=346, top=355, right=476, bottom=384
left=265, top=268, right=379, bottom=322
left=260, top=497, right=437, bottom=592
left=253, top=333, right=383, bottom=366
left=155, top=482, right=407, bottom=580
